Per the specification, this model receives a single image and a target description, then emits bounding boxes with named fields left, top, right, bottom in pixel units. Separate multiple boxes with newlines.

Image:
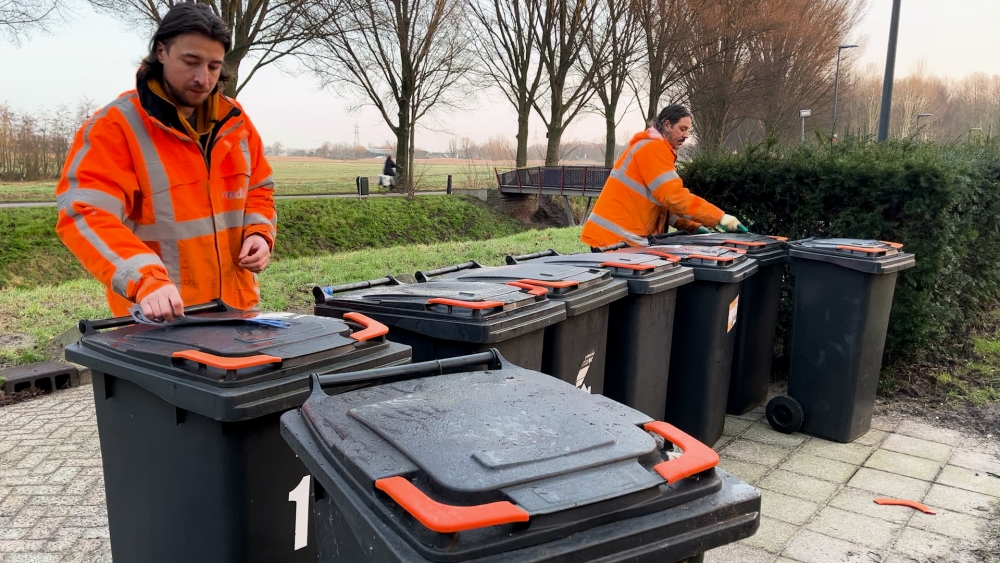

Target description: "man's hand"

left=139, top=284, right=184, bottom=322
left=239, top=234, right=271, bottom=273
left=719, top=214, right=748, bottom=233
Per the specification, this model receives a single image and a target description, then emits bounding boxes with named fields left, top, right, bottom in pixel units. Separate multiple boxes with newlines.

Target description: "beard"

left=163, top=79, right=211, bottom=110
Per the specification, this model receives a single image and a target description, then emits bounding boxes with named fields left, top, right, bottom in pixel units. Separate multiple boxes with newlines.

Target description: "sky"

left=1, top=0, right=999, bottom=151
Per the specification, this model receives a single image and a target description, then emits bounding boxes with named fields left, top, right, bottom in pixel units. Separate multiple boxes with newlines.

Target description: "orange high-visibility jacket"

left=56, top=85, right=277, bottom=316
left=581, top=129, right=724, bottom=248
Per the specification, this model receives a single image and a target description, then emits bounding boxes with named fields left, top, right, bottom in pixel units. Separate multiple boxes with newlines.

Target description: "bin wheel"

left=766, top=396, right=804, bottom=434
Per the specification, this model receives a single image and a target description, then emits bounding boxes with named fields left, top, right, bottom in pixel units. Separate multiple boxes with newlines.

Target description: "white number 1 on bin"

left=289, top=476, right=310, bottom=550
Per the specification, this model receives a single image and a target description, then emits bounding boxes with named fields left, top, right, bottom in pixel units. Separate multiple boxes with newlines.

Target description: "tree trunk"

left=515, top=101, right=530, bottom=167
left=394, top=103, right=411, bottom=194
left=647, top=80, right=660, bottom=123
left=604, top=110, right=617, bottom=167
left=544, top=126, right=562, bottom=166
left=223, top=50, right=248, bottom=98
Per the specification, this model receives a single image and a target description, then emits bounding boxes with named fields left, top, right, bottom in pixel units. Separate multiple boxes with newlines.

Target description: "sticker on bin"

left=576, top=351, right=595, bottom=393
left=728, top=295, right=739, bottom=333
left=128, top=306, right=292, bottom=328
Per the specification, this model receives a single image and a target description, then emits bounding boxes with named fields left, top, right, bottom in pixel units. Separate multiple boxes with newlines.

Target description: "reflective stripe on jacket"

left=55, top=85, right=276, bottom=316
left=580, top=129, right=724, bottom=248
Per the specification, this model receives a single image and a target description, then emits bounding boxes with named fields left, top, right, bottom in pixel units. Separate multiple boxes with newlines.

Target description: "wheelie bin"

left=64, top=301, right=412, bottom=563
left=313, top=275, right=566, bottom=370
left=767, top=238, right=915, bottom=442
left=280, top=350, right=761, bottom=563
left=415, top=261, right=628, bottom=394
left=505, top=249, right=694, bottom=420
left=604, top=244, right=758, bottom=446
left=649, top=232, right=789, bottom=414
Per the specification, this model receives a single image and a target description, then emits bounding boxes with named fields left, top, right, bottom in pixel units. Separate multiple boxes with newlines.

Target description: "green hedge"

left=681, top=139, right=1000, bottom=364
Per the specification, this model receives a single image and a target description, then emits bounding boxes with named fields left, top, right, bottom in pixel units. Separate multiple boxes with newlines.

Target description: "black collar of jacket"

left=136, top=79, right=242, bottom=139
left=137, top=79, right=188, bottom=133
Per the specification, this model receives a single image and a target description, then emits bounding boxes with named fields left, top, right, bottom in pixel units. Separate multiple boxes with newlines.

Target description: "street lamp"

left=800, top=109, right=812, bottom=143
left=915, top=113, right=932, bottom=139
left=831, top=44, right=859, bottom=144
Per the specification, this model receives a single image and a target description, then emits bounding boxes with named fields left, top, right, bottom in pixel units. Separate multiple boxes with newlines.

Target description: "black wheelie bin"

left=767, top=238, right=916, bottom=442
left=64, top=301, right=411, bottom=563
left=505, top=249, right=694, bottom=420
left=313, top=276, right=566, bottom=370
left=280, top=350, right=761, bottom=563
left=649, top=232, right=789, bottom=414
left=415, top=261, right=627, bottom=394
left=604, top=244, right=758, bottom=446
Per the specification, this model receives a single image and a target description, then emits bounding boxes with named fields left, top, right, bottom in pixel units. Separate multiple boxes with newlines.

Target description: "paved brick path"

left=1, top=384, right=997, bottom=563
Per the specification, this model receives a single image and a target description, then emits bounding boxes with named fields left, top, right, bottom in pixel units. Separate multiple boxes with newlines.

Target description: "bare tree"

left=630, top=0, right=704, bottom=124
left=86, top=0, right=334, bottom=97
left=586, top=0, right=640, bottom=167
left=683, top=0, right=770, bottom=150
left=0, top=0, right=60, bottom=44
left=746, top=0, right=864, bottom=144
left=306, top=0, right=473, bottom=196
left=533, top=0, right=602, bottom=165
left=467, top=0, right=544, bottom=167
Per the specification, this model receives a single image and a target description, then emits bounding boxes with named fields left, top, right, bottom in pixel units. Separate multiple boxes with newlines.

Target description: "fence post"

left=447, top=174, right=452, bottom=195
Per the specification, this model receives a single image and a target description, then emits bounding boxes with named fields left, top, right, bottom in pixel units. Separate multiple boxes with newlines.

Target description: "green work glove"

left=694, top=226, right=712, bottom=234
left=718, top=214, right=748, bottom=233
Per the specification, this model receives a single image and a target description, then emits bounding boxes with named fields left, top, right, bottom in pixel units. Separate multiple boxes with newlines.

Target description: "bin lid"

left=649, top=233, right=788, bottom=266
left=297, top=363, right=723, bottom=560
left=614, top=245, right=758, bottom=284
left=505, top=252, right=694, bottom=295
left=788, top=238, right=916, bottom=274
left=316, top=281, right=567, bottom=343
left=75, top=311, right=392, bottom=387
left=418, top=264, right=628, bottom=316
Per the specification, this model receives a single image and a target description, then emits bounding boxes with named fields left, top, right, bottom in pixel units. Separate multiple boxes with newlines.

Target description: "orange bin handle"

left=643, top=250, right=682, bottom=263
left=506, top=281, right=548, bottom=296
left=599, top=261, right=656, bottom=271
left=722, top=239, right=766, bottom=248
left=342, top=312, right=389, bottom=342
left=515, top=278, right=580, bottom=289
left=643, top=421, right=720, bottom=484
left=836, top=245, right=887, bottom=254
left=880, top=240, right=903, bottom=249
left=375, top=476, right=529, bottom=533
left=768, top=236, right=789, bottom=242
left=427, top=298, right=505, bottom=310
left=687, top=253, right=737, bottom=262
left=172, top=350, right=281, bottom=370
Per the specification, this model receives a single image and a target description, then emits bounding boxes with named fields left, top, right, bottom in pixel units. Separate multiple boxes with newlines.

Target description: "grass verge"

left=0, top=227, right=586, bottom=367
left=1, top=196, right=528, bottom=289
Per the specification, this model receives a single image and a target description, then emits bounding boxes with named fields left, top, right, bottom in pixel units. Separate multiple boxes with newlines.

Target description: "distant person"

left=580, top=104, right=746, bottom=249
left=382, top=155, right=398, bottom=186
left=55, top=3, right=276, bottom=322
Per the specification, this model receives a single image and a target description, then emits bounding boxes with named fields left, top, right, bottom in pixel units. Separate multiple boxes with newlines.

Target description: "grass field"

left=0, top=157, right=504, bottom=202
left=0, top=227, right=587, bottom=367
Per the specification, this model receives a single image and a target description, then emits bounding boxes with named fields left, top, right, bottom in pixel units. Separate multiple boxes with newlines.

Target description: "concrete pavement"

left=0, top=384, right=997, bottom=562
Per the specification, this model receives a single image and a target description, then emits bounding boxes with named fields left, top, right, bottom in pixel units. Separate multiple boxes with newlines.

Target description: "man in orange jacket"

left=56, top=4, right=276, bottom=322
left=580, top=104, right=745, bottom=249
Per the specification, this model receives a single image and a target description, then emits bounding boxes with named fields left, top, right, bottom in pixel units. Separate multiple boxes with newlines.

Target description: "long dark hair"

left=650, top=104, right=693, bottom=137
left=136, top=3, right=232, bottom=87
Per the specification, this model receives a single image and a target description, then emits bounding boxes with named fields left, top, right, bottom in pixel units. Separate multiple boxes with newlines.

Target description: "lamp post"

left=877, top=0, right=903, bottom=141
left=831, top=44, right=859, bottom=144
left=800, top=109, right=812, bottom=143
left=915, top=113, right=932, bottom=139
